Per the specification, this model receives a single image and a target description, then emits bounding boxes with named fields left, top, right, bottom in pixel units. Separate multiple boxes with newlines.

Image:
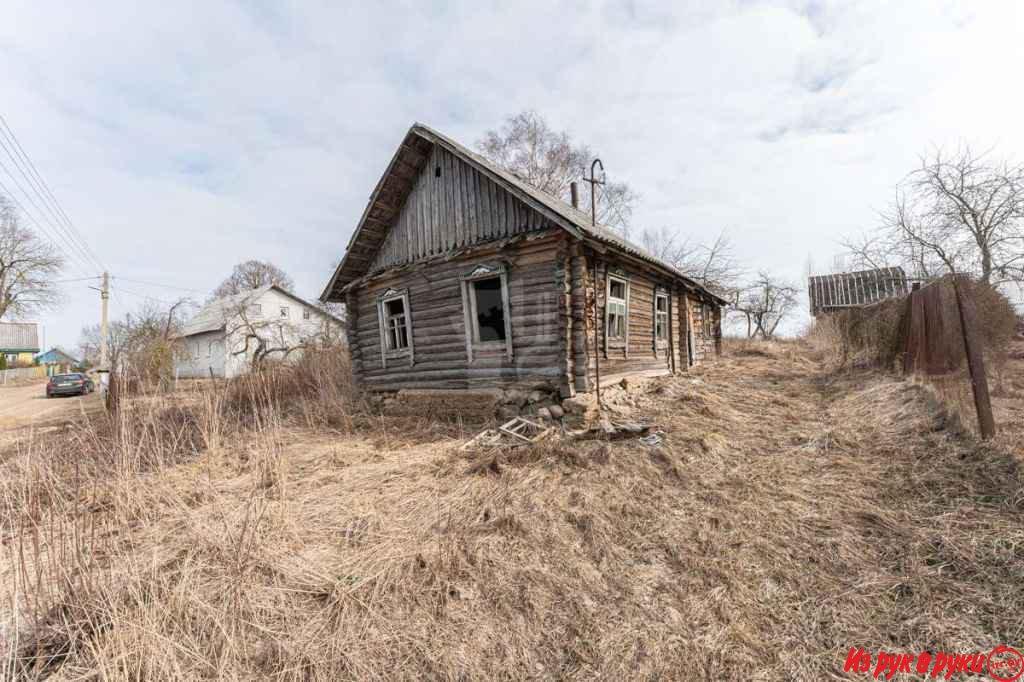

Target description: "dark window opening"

left=472, top=277, right=506, bottom=342
left=384, top=297, right=409, bottom=350
left=435, top=165, right=442, bottom=177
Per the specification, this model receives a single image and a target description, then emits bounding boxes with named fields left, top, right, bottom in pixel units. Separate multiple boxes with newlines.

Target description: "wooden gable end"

left=369, top=143, right=555, bottom=272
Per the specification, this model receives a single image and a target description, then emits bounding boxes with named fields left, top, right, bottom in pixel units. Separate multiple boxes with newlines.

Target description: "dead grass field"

left=1, top=341, right=1021, bottom=680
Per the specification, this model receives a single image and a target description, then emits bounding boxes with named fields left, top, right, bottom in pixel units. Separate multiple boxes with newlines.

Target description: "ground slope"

left=5, top=342, right=1022, bottom=680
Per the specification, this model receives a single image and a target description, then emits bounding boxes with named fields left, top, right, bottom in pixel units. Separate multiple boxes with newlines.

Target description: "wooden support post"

left=952, top=276, right=996, bottom=439
left=345, top=289, right=363, bottom=387
left=569, top=242, right=590, bottom=392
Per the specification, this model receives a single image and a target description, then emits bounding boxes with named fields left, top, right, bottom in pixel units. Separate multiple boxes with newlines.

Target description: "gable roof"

left=0, top=322, right=39, bottom=351
left=321, top=123, right=727, bottom=305
left=808, top=266, right=910, bottom=314
left=178, top=285, right=343, bottom=338
left=36, top=347, right=80, bottom=365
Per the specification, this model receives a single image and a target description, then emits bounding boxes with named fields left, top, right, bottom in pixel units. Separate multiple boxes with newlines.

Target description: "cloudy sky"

left=2, top=0, right=1023, bottom=349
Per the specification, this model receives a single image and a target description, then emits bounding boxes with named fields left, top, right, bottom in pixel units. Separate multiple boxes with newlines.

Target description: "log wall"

left=350, top=234, right=567, bottom=392
left=581, top=253, right=720, bottom=385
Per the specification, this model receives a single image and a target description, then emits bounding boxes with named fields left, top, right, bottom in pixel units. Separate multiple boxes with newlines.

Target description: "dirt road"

left=0, top=381, right=92, bottom=431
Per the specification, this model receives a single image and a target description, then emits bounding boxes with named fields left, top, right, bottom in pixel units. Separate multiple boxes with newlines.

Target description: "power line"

left=109, top=286, right=179, bottom=306
left=0, top=114, right=106, bottom=272
left=114, top=276, right=204, bottom=293
left=0, top=174, right=95, bottom=280
left=52, top=276, right=102, bottom=284
left=0, top=141, right=98, bottom=273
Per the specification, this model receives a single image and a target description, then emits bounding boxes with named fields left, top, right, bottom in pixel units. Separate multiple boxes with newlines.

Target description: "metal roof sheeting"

left=0, top=322, right=39, bottom=351
left=322, top=123, right=728, bottom=305
left=178, top=285, right=343, bottom=338
left=808, top=267, right=910, bottom=315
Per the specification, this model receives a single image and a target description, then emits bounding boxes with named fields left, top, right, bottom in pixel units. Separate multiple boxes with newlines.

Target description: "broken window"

left=384, top=297, right=409, bottom=350
left=472, top=277, right=506, bottom=342
left=606, top=276, right=628, bottom=340
left=655, top=293, right=669, bottom=341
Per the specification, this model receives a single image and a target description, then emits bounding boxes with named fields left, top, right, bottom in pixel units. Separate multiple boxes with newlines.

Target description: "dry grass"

left=1, top=340, right=1022, bottom=679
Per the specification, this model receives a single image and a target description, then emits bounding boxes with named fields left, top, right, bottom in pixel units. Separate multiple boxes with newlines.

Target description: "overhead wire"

left=114, top=276, right=204, bottom=294
left=0, top=174, right=95, bottom=280
left=0, top=113, right=106, bottom=272
left=0, top=143, right=99, bottom=275
left=109, top=285, right=179, bottom=306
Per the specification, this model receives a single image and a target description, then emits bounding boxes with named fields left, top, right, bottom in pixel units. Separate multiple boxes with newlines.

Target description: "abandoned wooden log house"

left=320, top=123, right=726, bottom=398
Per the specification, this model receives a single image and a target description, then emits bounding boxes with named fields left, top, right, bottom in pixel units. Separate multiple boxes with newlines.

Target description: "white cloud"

left=0, top=0, right=1022, bottom=346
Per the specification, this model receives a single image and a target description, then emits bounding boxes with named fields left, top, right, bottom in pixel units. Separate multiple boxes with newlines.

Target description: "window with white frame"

left=279, top=306, right=289, bottom=318
left=382, top=297, right=409, bottom=350
left=303, top=309, right=311, bottom=320
left=655, top=293, right=669, bottom=342
left=376, top=289, right=414, bottom=368
left=606, top=276, right=628, bottom=341
left=460, top=264, right=512, bottom=361
left=470, top=277, right=507, bottom=343
left=248, top=303, right=262, bottom=317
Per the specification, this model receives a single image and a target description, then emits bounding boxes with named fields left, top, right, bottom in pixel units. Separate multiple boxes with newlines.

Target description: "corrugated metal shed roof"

left=808, top=267, right=909, bottom=315
left=0, top=322, right=39, bottom=351
left=321, top=123, right=728, bottom=305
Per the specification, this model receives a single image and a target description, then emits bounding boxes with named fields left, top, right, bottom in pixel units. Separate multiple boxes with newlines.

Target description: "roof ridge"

left=324, top=122, right=728, bottom=305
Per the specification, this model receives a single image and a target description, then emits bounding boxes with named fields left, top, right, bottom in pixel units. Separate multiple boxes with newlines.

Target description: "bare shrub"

left=221, top=344, right=361, bottom=431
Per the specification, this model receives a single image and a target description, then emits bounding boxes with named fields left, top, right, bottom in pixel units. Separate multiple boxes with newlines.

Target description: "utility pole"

left=100, top=271, right=109, bottom=369
left=582, top=159, right=605, bottom=410
left=99, top=271, right=110, bottom=398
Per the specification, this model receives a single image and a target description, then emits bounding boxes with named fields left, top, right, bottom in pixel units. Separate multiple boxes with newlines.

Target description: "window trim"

left=460, top=263, right=512, bottom=362
left=654, top=290, right=670, bottom=353
left=605, top=271, right=630, bottom=356
left=279, top=306, right=290, bottom=318
left=376, top=288, right=414, bottom=368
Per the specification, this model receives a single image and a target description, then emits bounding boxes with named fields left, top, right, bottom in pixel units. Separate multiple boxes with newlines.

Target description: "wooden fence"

left=900, top=276, right=994, bottom=438
left=0, top=366, right=46, bottom=384
left=830, top=275, right=997, bottom=439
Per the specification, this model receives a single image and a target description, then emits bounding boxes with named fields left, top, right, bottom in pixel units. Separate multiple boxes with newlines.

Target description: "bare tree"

left=223, top=293, right=341, bottom=372
left=478, top=111, right=639, bottom=236
left=845, top=146, right=1024, bottom=284
left=734, top=272, right=800, bottom=340
left=79, top=298, right=192, bottom=387
left=0, top=195, right=64, bottom=320
left=211, top=260, right=294, bottom=301
left=640, top=227, right=743, bottom=296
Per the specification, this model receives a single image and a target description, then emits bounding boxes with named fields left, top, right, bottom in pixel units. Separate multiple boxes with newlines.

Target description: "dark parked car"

left=46, top=373, right=94, bottom=398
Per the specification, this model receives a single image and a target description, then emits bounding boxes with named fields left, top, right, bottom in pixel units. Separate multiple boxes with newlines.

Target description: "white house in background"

left=175, top=285, right=344, bottom=379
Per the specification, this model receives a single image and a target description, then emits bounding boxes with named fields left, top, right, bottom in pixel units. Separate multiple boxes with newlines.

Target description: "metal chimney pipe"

left=570, top=181, right=579, bottom=209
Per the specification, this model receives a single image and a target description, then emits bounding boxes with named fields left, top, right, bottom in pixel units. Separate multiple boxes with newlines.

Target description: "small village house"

left=0, top=322, right=40, bottom=368
left=320, top=124, right=726, bottom=399
left=35, top=347, right=81, bottom=376
left=175, top=285, right=343, bottom=379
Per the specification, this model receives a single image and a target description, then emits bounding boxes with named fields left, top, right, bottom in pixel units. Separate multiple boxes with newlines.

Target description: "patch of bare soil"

left=2, top=342, right=1021, bottom=680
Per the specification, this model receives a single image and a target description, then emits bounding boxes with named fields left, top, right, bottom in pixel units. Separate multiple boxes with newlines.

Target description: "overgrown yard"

left=1, top=341, right=1022, bottom=679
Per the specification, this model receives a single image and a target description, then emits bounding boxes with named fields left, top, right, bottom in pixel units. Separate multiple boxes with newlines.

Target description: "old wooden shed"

left=808, top=267, right=910, bottom=316
left=320, top=124, right=726, bottom=398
